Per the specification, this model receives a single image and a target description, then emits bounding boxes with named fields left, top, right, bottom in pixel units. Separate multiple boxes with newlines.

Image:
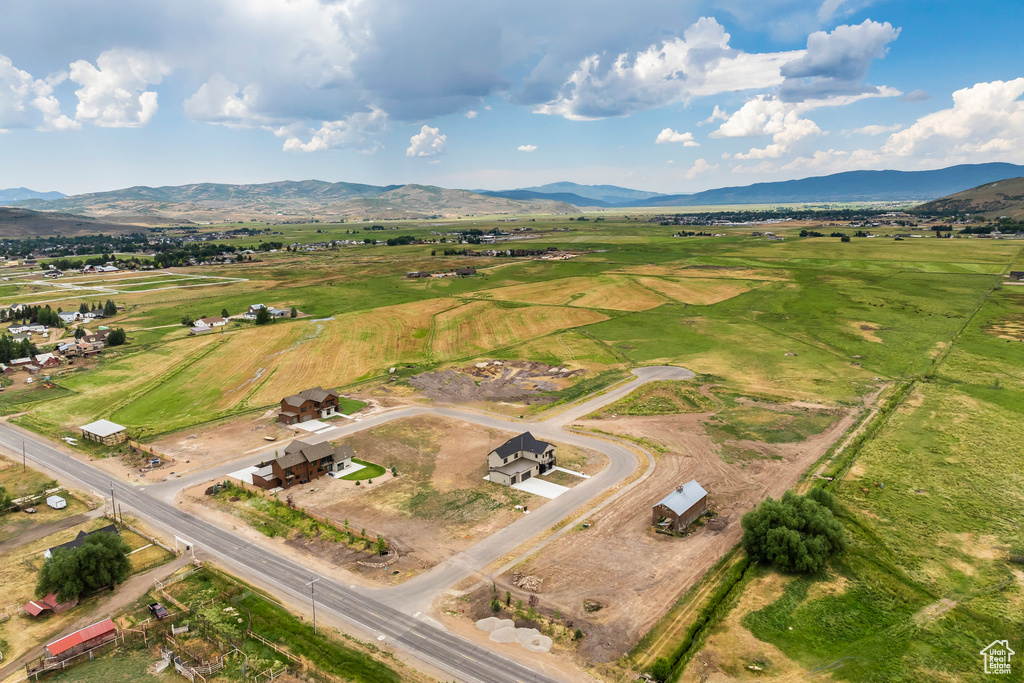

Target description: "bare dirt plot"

left=410, top=360, right=584, bottom=403
left=285, top=416, right=606, bottom=579
left=430, top=301, right=607, bottom=359
left=986, top=315, right=1024, bottom=341
left=850, top=320, right=884, bottom=343
left=490, top=407, right=858, bottom=664
left=634, top=276, right=761, bottom=305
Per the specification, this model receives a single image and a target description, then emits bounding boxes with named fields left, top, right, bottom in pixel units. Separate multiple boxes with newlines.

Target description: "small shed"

left=46, top=495, right=66, bottom=510
left=652, top=480, right=708, bottom=533
left=45, top=618, right=117, bottom=659
left=80, top=419, right=127, bottom=445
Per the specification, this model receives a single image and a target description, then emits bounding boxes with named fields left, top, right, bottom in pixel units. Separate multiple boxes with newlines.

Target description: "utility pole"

left=22, top=439, right=25, bottom=472
left=109, top=481, right=116, bottom=523
left=305, top=577, right=320, bottom=635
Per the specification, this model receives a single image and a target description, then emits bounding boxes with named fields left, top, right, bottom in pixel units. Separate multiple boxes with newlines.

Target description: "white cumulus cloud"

left=849, top=123, right=902, bottom=136
left=882, top=79, right=1024, bottom=158
left=406, top=124, right=446, bottom=157
left=0, top=53, right=78, bottom=132
left=465, top=110, right=478, bottom=119
left=685, top=158, right=718, bottom=179
left=517, top=144, right=537, bottom=152
left=184, top=74, right=269, bottom=128
left=282, top=108, right=388, bottom=153
left=535, top=17, right=802, bottom=120
left=655, top=128, right=699, bottom=146
left=69, top=49, right=169, bottom=127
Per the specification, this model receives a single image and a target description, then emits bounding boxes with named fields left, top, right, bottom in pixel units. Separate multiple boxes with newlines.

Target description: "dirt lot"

left=236, top=416, right=606, bottom=581
left=409, top=360, right=583, bottom=403
left=485, top=404, right=860, bottom=664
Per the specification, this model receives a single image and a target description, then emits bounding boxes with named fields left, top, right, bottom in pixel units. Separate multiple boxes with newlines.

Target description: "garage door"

left=521, top=471, right=531, bottom=481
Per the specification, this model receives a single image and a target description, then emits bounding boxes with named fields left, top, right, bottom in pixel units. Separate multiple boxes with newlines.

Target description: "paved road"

left=1, top=366, right=693, bottom=683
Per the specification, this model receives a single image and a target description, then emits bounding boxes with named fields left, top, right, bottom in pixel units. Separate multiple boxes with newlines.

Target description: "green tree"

left=221, top=308, right=229, bottom=318
left=741, top=490, right=845, bottom=574
left=36, top=532, right=132, bottom=602
left=74, top=327, right=86, bottom=340
left=290, top=307, right=298, bottom=318
left=255, top=306, right=272, bottom=325
left=106, top=328, right=128, bottom=346
left=375, top=535, right=387, bottom=555
left=840, top=235, right=851, bottom=242
left=0, top=485, right=12, bottom=511
left=181, top=315, right=192, bottom=326
left=79, top=302, right=89, bottom=315
left=649, top=657, right=671, bottom=681
left=103, top=299, right=117, bottom=316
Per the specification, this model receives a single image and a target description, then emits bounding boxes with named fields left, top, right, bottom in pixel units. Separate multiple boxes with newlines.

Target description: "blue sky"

left=0, top=0, right=1022, bottom=195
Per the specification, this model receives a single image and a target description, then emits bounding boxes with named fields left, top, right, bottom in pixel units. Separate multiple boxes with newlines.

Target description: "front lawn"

left=341, top=459, right=387, bottom=481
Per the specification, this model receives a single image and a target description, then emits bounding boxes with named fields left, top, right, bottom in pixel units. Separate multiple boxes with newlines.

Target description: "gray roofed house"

left=251, top=439, right=353, bottom=490
left=487, top=432, right=556, bottom=487
left=652, top=480, right=708, bottom=533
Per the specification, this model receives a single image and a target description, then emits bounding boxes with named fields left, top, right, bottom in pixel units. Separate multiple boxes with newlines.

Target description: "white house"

left=195, top=316, right=227, bottom=327
left=58, top=312, right=82, bottom=324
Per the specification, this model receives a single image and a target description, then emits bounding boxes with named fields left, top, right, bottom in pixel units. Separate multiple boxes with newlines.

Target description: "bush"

left=741, top=490, right=845, bottom=573
left=650, top=657, right=672, bottom=681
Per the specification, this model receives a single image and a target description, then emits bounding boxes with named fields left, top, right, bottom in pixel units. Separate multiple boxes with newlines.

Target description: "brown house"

left=251, top=440, right=354, bottom=490
left=278, top=386, right=341, bottom=425
left=652, top=480, right=708, bottom=533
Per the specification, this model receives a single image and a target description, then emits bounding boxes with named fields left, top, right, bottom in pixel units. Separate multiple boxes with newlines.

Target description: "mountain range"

left=10, top=181, right=579, bottom=223
left=916, top=176, right=1024, bottom=219
left=5, top=162, right=1024, bottom=223
left=0, top=187, right=66, bottom=203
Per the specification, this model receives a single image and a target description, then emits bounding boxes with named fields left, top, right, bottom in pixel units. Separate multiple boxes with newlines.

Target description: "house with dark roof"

left=44, top=524, right=120, bottom=559
left=251, top=439, right=354, bottom=490
left=652, top=480, right=708, bottom=533
left=278, top=386, right=341, bottom=425
left=1009, top=271, right=1024, bottom=281
left=487, top=432, right=556, bottom=486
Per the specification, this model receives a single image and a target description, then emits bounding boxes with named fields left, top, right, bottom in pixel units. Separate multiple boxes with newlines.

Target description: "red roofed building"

left=45, top=618, right=117, bottom=659
left=23, top=592, right=78, bottom=617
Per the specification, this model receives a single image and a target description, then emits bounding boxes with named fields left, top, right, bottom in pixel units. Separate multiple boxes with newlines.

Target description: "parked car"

left=148, top=602, right=170, bottom=619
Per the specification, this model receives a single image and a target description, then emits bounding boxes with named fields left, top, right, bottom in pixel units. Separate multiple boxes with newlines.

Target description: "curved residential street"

left=0, top=366, right=693, bottom=683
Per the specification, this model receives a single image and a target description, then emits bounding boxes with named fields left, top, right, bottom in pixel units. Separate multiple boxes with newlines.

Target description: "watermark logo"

left=981, top=640, right=1014, bottom=675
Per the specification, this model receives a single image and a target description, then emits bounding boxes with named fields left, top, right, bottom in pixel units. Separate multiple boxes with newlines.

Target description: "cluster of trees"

left=2, top=303, right=65, bottom=325
left=106, top=328, right=128, bottom=346
left=384, top=235, right=417, bottom=246
left=0, top=335, right=39, bottom=362
left=0, top=234, right=148, bottom=260
left=78, top=300, right=118, bottom=317
left=741, top=488, right=846, bottom=574
left=36, top=532, right=132, bottom=602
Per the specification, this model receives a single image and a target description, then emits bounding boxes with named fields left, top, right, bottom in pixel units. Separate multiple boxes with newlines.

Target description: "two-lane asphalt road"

left=0, top=366, right=694, bottom=682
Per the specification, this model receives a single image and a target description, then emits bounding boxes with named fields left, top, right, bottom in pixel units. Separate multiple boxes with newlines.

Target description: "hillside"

left=914, top=176, right=1024, bottom=218
left=0, top=207, right=144, bottom=237
left=480, top=189, right=613, bottom=207
left=15, top=180, right=577, bottom=222
left=630, top=163, right=1024, bottom=207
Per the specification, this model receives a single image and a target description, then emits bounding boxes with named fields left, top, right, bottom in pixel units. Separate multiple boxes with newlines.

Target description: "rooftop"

left=79, top=419, right=126, bottom=438
left=655, top=480, right=708, bottom=516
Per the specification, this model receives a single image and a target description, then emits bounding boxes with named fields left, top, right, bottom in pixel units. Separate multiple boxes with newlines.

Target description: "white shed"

left=46, top=495, right=67, bottom=510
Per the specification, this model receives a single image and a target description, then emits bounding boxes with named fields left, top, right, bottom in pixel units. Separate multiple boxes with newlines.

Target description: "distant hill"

left=480, top=189, right=613, bottom=207
left=0, top=187, right=66, bottom=203
left=915, top=177, right=1024, bottom=219
left=516, top=182, right=663, bottom=204
left=629, top=163, right=1024, bottom=207
left=15, top=180, right=578, bottom=222
left=0, top=207, right=143, bottom=238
